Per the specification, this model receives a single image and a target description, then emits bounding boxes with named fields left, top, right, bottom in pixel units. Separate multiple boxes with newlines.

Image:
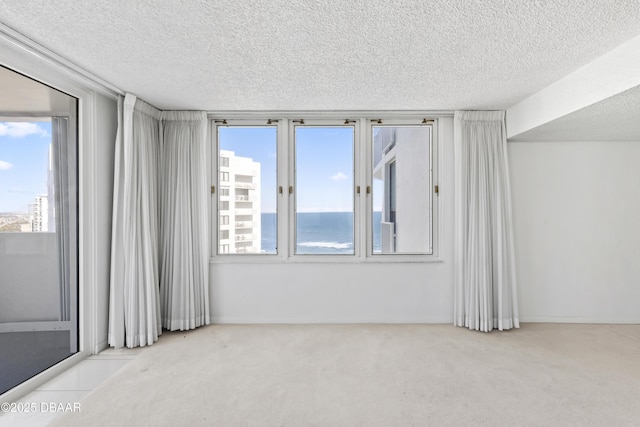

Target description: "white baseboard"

left=209, top=316, right=452, bottom=324
left=520, top=316, right=640, bottom=324
left=93, top=339, right=109, bottom=354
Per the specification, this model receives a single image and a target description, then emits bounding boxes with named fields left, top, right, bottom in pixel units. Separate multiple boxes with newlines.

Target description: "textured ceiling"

left=508, top=85, right=640, bottom=142
left=1, top=1, right=640, bottom=112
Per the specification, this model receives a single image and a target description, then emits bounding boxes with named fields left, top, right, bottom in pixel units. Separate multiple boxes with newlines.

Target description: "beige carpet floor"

left=53, top=324, right=640, bottom=426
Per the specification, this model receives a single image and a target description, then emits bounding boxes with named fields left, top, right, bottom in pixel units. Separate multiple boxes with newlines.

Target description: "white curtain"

left=109, top=94, right=162, bottom=348
left=453, top=111, right=519, bottom=332
left=159, top=111, right=210, bottom=331
left=109, top=94, right=210, bottom=348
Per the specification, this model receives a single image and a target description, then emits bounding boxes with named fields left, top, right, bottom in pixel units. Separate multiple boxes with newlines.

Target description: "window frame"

left=290, top=119, right=359, bottom=258
left=212, top=119, right=282, bottom=259
left=210, top=115, right=440, bottom=264
left=0, top=35, right=109, bottom=400
left=367, top=121, right=436, bottom=257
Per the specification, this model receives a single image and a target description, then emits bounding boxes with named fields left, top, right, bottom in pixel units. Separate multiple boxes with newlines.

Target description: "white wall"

left=209, top=117, right=454, bottom=323
left=509, top=140, right=640, bottom=323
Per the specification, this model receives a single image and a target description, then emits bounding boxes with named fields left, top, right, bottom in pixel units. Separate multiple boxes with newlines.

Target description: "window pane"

left=0, top=114, right=78, bottom=393
left=295, top=126, right=354, bottom=254
left=372, top=126, right=432, bottom=254
left=218, top=126, right=277, bottom=254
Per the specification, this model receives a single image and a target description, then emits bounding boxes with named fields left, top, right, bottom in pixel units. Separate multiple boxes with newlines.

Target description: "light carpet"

left=52, top=324, right=640, bottom=426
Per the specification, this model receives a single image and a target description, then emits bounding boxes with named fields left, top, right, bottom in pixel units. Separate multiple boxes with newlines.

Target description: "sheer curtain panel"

left=109, top=94, right=210, bottom=348
left=109, top=94, right=162, bottom=348
left=52, top=115, right=78, bottom=352
left=159, top=111, right=210, bottom=331
left=453, top=111, right=519, bottom=332
left=51, top=117, right=73, bottom=323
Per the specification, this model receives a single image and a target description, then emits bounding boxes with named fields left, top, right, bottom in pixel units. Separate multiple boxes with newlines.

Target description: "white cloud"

left=330, top=172, right=348, bottom=182
left=0, top=160, right=14, bottom=170
left=0, top=122, right=49, bottom=138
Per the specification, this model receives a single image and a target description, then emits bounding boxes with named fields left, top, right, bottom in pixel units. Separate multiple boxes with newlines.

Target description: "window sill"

left=208, top=255, right=444, bottom=264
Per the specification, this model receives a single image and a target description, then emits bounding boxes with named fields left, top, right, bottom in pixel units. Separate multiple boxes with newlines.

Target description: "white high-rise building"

left=218, top=150, right=262, bottom=254
left=47, top=142, right=56, bottom=232
left=30, top=195, right=49, bottom=232
left=373, top=127, right=431, bottom=254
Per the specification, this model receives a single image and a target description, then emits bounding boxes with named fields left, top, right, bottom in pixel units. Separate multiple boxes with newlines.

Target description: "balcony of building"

left=235, top=221, right=256, bottom=229
left=0, top=232, right=76, bottom=395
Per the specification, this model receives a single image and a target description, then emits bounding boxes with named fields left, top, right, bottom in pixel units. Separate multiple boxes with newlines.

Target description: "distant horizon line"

left=1, top=210, right=385, bottom=214
left=0, top=210, right=30, bottom=214
left=261, top=211, right=382, bottom=214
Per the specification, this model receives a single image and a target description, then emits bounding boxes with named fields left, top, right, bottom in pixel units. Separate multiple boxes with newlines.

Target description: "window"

left=294, top=124, right=355, bottom=255
left=371, top=125, right=433, bottom=254
left=216, top=125, right=277, bottom=255
left=0, top=65, right=78, bottom=394
left=212, top=117, right=437, bottom=260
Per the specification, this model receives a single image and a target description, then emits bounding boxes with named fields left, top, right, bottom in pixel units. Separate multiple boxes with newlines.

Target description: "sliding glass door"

left=0, top=65, right=78, bottom=395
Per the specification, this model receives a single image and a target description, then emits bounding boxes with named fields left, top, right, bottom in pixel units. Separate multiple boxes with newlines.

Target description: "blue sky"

left=0, top=121, right=51, bottom=212
left=2, top=123, right=382, bottom=214
left=219, top=126, right=355, bottom=213
left=295, top=127, right=353, bottom=213
left=219, top=126, right=278, bottom=212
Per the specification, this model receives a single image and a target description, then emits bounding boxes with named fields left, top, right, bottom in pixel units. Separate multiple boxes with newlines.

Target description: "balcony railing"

left=235, top=234, right=256, bottom=241
left=235, top=221, right=255, bottom=229
left=234, top=182, right=255, bottom=190
left=234, top=207, right=256, bottom=215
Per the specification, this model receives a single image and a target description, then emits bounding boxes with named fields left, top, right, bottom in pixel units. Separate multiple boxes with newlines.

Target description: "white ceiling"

left=1, top=0, right=640, bottom=116
left=509, top=85, right=640, bottom=142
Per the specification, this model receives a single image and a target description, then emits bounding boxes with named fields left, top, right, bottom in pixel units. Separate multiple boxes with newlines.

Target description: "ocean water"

left=261, top=212, right=381, bottom=254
